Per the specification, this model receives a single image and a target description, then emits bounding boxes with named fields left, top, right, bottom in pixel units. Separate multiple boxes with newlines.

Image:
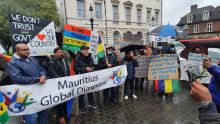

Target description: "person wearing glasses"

left=7, top=43, right=48, bottom=124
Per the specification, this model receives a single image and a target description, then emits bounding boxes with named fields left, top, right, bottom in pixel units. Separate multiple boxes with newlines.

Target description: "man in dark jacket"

left=190, top=80, right=220, bottom=124
left=74, top=45, right=97, bottom=114
left=7, top=43, right=47, bottom=124
left=98, top=46, right=117, bottom=105
left=47, top=47, right=70, bottom=124
left=121, top=51, right=138, bottom=100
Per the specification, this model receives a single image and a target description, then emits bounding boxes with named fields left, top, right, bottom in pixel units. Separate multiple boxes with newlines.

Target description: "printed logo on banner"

left=1, top=89, right=36, bottom=113
left=111, top=68, right=126, bottom=84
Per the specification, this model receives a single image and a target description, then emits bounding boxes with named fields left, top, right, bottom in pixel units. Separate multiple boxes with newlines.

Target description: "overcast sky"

left=163, top=0, right=220, bottom=25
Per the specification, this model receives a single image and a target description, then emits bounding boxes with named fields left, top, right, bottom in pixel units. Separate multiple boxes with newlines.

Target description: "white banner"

left=0, top=65, right=127, bottom=116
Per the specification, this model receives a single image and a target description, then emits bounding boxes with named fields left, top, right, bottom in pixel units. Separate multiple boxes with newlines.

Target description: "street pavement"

left=7, top=83, right=199, bottom=124
left=76, top=83, right=200, bottom=124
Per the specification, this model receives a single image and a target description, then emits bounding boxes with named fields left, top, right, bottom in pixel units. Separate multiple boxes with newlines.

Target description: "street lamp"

left=89, top=4, right=94, bottom=31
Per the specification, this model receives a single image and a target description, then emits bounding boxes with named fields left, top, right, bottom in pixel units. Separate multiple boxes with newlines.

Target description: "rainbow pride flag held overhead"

left=154, top=80, right=180, bottom=93
left=0, top=93, right=9, bottom=124
left=63, top=24, right=91, bottom=53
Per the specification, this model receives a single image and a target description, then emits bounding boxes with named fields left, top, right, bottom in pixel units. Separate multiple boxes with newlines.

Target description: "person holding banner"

left=6, top=43, right=48, bottom=124
left=98, top=46, right=117, bottom=105
left=74, top=45, right=97, bottom=114
left=47, top=47, right=70, bottom=124
left=121, top=51, right=139, bottom=99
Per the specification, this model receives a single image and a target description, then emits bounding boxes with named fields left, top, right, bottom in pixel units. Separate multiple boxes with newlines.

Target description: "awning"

left=179, top=38, right=220, bottom=48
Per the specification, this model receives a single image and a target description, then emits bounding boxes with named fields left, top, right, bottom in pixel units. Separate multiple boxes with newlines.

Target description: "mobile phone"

left=187, top=70, right=208, bottom=82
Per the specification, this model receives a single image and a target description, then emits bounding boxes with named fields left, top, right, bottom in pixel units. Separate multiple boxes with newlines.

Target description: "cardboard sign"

left=8, top=13, right=57, bottom=56
left=148, top=54, right=179, bottom=80
left=134, top=56, right=150, bottom=77
left=188, top=53, right=208, bottom=63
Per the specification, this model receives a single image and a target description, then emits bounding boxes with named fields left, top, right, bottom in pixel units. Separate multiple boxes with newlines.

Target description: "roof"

left=177, top=6, right=220, bottom=26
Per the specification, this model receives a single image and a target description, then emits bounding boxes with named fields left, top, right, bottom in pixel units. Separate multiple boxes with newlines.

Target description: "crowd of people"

left=1, top=42, right=220, bottom=124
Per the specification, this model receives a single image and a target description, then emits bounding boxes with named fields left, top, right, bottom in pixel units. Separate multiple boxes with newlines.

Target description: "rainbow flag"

left=154, top=80, right=180, bottom=93
left=0, top=54, right=11, bottom=62
left=0, top=93, right=9, bottom=124
left=97, top=35, right=105, bottom=58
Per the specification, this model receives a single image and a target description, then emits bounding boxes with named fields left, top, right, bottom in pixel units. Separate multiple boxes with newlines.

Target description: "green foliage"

left=0, top=0, right=60, bottom=50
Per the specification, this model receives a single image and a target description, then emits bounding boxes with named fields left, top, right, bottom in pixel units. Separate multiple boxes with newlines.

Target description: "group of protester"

left=1, top=41, right=220, bottom=124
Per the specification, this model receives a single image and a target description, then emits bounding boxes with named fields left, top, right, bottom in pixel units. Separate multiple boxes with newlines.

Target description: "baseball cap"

left=80, top=45, right=89, bottom=50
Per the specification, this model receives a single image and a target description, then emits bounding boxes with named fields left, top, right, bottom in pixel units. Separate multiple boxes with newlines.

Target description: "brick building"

left=177, top=4, right=220, bottom=40
left=177, top=5, right=220, bottom=57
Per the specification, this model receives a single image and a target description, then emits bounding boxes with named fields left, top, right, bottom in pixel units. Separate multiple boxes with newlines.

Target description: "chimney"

left=191, top=4, right=198, bottom=12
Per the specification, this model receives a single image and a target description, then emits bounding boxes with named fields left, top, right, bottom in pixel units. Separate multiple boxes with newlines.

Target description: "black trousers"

left=79, top=93, right=94, bottom=109
left=216, top=104, right=220, bottom=113
left=103, top=87, right=116, bottom=103
left=124, top=78, right=135, bottom=96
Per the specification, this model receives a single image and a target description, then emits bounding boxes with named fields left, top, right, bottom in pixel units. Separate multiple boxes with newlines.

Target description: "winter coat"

left=47, top=58, right=70, bottom=78
left=121, top=56, right=139, bottom=79
left=6, top=56, right=47, bottom=84
left=199, top=103, right=220, bottom=124
left=207, top=65, right=220, bottom=105
left=74, top=53, right=94, bottom=74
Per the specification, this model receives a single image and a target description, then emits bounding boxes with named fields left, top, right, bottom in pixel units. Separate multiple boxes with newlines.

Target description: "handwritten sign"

left=63, top=24, right=91, bottom=53
left=188, top=53, right=208, bottom=63
left=148, top=54, right=179, bottom=80
left=134, top=56, right=150, bottom=77
left=208, top=51, right=220, bottom=64
left=8, top=13, right=57, bottom=56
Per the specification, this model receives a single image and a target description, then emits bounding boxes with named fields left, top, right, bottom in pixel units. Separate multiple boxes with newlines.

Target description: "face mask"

left=108, top=51, right=113, bottom=54
left=170, top=48, right=175, bottom=51
left=158, top=46, right=162, bottom=50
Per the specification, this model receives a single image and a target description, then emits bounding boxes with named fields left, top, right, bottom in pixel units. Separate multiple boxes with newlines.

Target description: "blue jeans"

left=23, top=110, right=48, bottom=124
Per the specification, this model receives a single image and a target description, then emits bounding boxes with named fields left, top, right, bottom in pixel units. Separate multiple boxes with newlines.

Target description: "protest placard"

left=208, top=49, right=220, bottom=64
left=148, top=54, right=179, bottom=80
left=179, top=53, right=212, bottom=84
left=8, top=13, right=57, bottom=56
left=134, top=56, right=150, bottom=77
left=188, top=52, right=208, bottom=63
left=63, top=24, right=91, bottom=53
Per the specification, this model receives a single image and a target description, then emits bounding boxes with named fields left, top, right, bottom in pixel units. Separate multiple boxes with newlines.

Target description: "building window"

left=77, top=0, right=85, bottom=18
left=113, top=5, right=119, bottom=24
left=95, top=3, right=102, bottom=19
left=147, top=9, right=151, bottom=23
left=206, top=23, right=213, bottom=32
left=137, top=9, right=142, bottom=26
left=126, top=7, right=131, bottom=25
left=113, top=31, right=120, bottom=45
left=193, top=24, right=199, bottom=33
left=155, top=11, right=159, bottom=24
left=203, top=11, right=209, bottom=20
left=187, top=15, right=193, bottom=23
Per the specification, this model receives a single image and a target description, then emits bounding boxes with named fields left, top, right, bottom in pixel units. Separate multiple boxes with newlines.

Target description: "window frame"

left=193, top=24, right=199, bottom=33
left=77, top=0, right=85, bottom=18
